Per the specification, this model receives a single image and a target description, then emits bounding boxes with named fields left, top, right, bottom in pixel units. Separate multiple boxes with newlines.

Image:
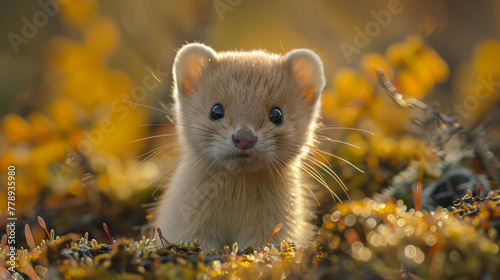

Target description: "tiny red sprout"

left=467, top=189, right=473, bottom=198
left=263, top=223, right=283, bottom=251
left=1, top=234, right=7, bottom=249
left=103, top=223, right=113, bottom=244
left=37, top=216, right=51, bottom=240
left=25, top=224, right=36, bottom=251
left=157, top=228, right=170, bottom=247
left=412, top=183, right=422, bottom=211
left=151, top=227, right=156, bottom=240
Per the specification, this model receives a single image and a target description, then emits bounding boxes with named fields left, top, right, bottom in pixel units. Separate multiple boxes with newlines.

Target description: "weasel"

left=153, top=43, right=326, bottom=252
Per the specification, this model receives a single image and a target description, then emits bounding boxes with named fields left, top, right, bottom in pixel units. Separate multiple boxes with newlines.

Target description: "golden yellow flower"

left=334, top=68, right=372, bottom=104
left=406, top=36, right=425, bottom=55
left=335, top=106, right=364, bottom=126
left=59, top=0, right=99, bottom=29
left=67, top=179, right=86, bottom=197
left=398, top=69, right=428, bottom=99
left=345, top=133, right=369, bottom=160
left=360, top=52, right=393, bottom=81
left=90, top=109, right=147, bottom=156
left=367, top=96, right=414, bottom=134
left=50, top=98, right=78, bottom=131
left=0, top=150, right=16, bottom=171
left=321, top=92, right=338, bottom=120
left=407, top=59, right=435, bottom=96
left=62, top=67, right=107, bottom=109
left=27, top=112, right=57, bottom=144
left=369, top=133, right=397, bottom=159
left=13, top=176, right=40, bottom=212
left=1, top=114, right=31, bottom=143
left=474, top=40, right=500, bottom=78
left=97, top=70, right=134, bottom=104
left=30, top=139, right=67, bottom=168
left=396, top=134, right=422, bottom=160
left=386, top=42, right=411, bottom=66
left=47, top=37, right=103, bottom=75
left=420, top=49, right=449, bottom=83
left=82, top=16, right=120, bottom=56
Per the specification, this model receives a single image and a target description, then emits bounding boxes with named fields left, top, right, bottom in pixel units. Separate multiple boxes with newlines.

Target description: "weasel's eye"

left=210, top=103, right=224, bottom=120
left=269, top=107, right=283, bottom=125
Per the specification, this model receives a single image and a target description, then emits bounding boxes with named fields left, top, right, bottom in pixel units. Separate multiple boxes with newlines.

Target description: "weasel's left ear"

left=173, top=43, right=216, bottom=96
left=285, top=49, right=326, bottom=104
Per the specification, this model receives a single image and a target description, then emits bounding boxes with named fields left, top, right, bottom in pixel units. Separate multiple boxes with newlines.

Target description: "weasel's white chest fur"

left=154, top=155, right=314, bottom=251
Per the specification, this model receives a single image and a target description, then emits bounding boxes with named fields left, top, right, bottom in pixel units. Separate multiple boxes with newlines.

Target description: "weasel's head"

left=172, top=43, right=325, bottom=173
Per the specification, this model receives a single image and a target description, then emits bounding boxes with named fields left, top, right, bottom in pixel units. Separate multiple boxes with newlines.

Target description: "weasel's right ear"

left=284, top=49, right=325, bottom=104
left=173, top=43, right=216, bottom=95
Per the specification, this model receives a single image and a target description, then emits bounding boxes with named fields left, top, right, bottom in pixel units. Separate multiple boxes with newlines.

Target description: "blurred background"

left=1, top=0, right=500, bottom=245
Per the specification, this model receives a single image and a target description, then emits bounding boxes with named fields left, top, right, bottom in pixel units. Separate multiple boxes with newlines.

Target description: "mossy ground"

left=3, top=194, right=500, bottom=279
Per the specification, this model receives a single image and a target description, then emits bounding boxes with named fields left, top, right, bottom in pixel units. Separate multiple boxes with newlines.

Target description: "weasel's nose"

left=232, top=131, right=256, bottom=150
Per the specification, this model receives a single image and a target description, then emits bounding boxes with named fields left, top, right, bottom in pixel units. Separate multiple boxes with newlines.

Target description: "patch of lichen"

left=3, top=196, right=500, bottom=279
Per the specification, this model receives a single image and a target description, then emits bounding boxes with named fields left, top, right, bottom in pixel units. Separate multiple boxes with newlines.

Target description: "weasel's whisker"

left=298, top=161, right=341, bottom=202
left=150, top=166, right=177, bottom=197
left=130, top=101, right=169, bottom=114
left=310, top=147, right=364, bottom=173
left=139, top=123, right=176, bottom=127
left=304, top=156, right=350, bottom=199
left=315, top=135, right=362, bottom=149
left=136, top=143, right=179, bottom=168
left=131, top=133, right=183, bottom=143
left=318, top=126, right=375, bottom=135
left=138, top=142, right=180, bottom=158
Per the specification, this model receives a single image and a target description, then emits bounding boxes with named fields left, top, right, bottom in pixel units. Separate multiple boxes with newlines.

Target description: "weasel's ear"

left=173, top=43, right=216, bottom=95
left=284, top=49, right=325, bottom=104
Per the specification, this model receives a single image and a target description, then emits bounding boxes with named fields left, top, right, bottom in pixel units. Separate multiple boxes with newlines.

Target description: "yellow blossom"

left=2, top=114, right=31, bottom=143
left=321, top=91, right=338, bottom=120
left=398, top=69, right=429, bottom=99
left=474, top=40, right=500, bottom=78
left=334, top=68, right=372, bottom=104
left=360, top=52, right=393, bottom=81
left=59, top=0, right=99, bottom=29
left=82, top=16, right=120, bottom=56
left=367, top=97, right=414, bottom=134
left=28, top=112, right=56, bottom=144
left=420, top=49, right=449, bottom=83
left=386, top=42, right=411, bottom=66
left=369, top=133, right=397, bottom=159
left=50, top=98, right=78, bottom=131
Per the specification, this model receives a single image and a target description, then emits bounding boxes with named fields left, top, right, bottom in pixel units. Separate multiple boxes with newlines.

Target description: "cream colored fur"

left=154, top=43, right=326, bottom=251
